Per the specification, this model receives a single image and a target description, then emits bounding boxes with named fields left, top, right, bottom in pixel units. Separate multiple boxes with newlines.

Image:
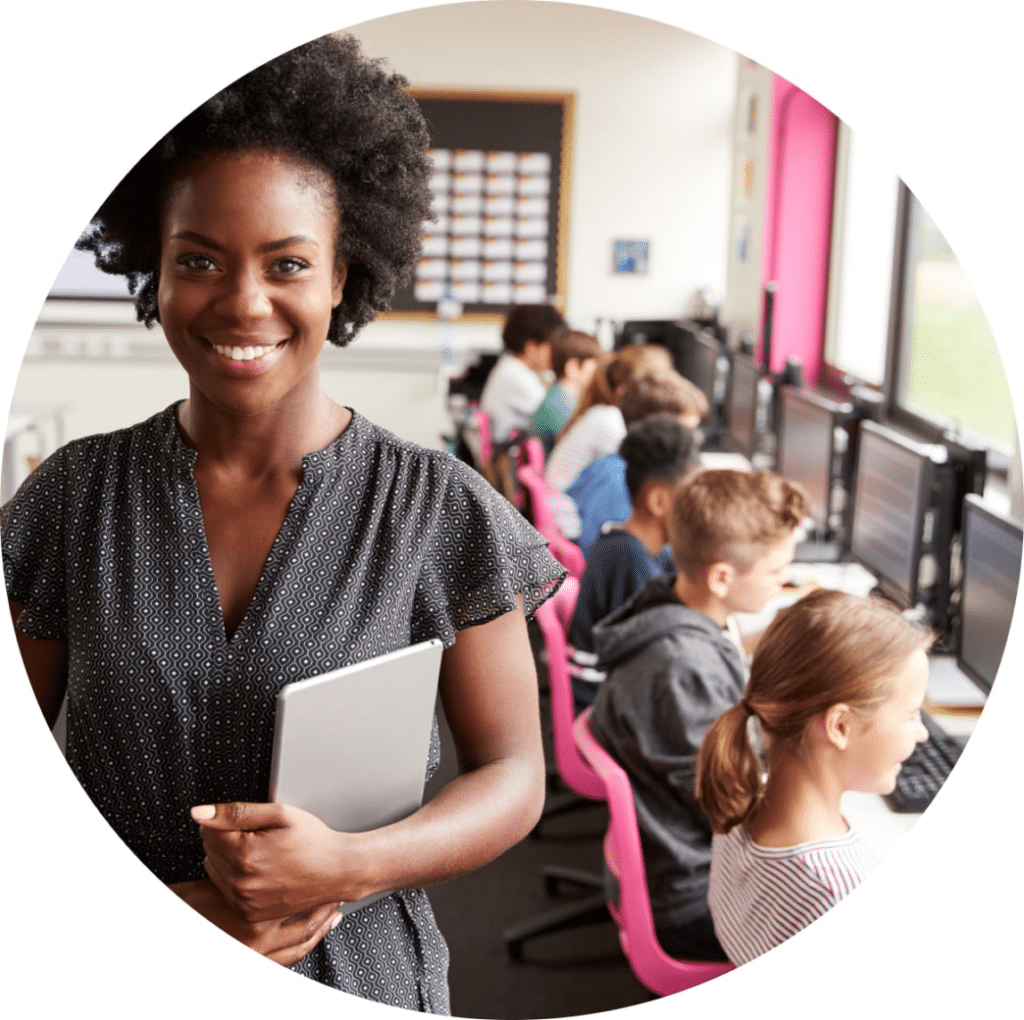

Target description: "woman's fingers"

left=191, top=801, right=292, bottom=830
left=265, top=906, right=344, bottom=967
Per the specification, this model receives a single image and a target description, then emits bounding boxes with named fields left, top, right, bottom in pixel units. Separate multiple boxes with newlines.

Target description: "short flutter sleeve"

left=1, top=449, right=68, bottom=640
left=412, top=459, right=565, bottom=646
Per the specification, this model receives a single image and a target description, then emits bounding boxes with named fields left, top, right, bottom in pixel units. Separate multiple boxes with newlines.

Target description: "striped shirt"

left=708, top=823, right=877, bottom=965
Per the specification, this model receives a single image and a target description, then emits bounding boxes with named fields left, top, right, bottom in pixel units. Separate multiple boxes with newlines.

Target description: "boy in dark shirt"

left=589, top=470, right=808, bottom=962
left=568, top=413, right=700, bottom=708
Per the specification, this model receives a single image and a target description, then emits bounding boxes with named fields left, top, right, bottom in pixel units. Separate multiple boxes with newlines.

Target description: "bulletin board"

left=383, top=88, right=575, bottom=321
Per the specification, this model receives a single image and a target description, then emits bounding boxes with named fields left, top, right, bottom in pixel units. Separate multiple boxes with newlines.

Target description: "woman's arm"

left=9, top=601, right=67, bottom=728
left=195, top=600, right=547, bottom=923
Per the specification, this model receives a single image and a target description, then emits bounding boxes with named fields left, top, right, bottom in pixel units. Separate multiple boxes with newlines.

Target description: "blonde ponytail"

left=696, top=701, right=764, bottom=835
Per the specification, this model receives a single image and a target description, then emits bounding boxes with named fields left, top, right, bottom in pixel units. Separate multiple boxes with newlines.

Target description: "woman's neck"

left=178, top=378, right=351, bottom=476
left=745, top=749, right=849, bottom=848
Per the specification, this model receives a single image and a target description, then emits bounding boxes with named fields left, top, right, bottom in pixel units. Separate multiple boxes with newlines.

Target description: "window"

left=824, top=124, right=900, bottom=386
left=888, top=186, right=1016, bottom=456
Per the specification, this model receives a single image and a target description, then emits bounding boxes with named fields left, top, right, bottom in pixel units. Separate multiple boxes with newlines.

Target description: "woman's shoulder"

left=7, top=405, right=184, bottom=496
left=339, top=412, right=493, bottom=500
left=50, top=404, right=181, bottom=463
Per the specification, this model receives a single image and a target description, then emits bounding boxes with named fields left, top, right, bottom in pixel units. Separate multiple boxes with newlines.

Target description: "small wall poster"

left=613, top=240, right=649, bottom=274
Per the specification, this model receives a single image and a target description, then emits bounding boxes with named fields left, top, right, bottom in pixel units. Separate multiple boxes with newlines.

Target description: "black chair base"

left=530, top=790, right=602, bottom=837
left=503, top=890, right=610, bottom=961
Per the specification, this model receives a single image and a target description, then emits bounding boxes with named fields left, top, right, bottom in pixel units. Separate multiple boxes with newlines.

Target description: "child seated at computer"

left=567, top=413, right=700, bottom=708
left=589, top=469, right=809, bottom=962
left=695, top=588, right=932, bottom=965
left=545, top=344, right=672, bottom=537
left=480, top=303, right=567, bottom=443
left=568, top=369, right=709, bottom=552
left=526, top=330, right=603, bottom=455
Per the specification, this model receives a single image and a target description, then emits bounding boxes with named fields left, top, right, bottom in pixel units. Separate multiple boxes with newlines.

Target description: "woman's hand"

left=192, top=801, right=364, bottom=923
left=193, top=600, right=546, bottom=917
left=169, top=878, right=342, bottom=966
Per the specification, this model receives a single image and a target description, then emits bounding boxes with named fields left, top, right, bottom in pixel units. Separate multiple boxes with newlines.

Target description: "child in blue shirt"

left=568, top=413, right=700, bottom=707
left=568, top=369, right=708, bottom=552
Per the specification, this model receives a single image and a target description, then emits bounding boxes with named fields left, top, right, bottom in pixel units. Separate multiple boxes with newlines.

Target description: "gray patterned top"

left=2, top=403, right=564, bottom=1013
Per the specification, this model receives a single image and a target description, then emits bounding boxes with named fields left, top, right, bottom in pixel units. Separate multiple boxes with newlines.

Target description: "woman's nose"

left=216, top=267, right=273, bottom=322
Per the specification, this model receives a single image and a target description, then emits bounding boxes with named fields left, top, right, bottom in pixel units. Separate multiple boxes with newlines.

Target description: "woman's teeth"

left=212, top=344, right=276, bottom=361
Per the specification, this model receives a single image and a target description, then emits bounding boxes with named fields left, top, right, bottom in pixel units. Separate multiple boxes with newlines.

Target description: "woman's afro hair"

left=75, top=33, right=433, bottom=346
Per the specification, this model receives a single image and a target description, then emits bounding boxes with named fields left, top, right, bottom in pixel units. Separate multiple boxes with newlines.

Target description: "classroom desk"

left=734, top=559, right=985, bottom=864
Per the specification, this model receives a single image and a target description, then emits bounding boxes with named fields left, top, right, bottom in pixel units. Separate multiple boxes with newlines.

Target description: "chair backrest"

left=516, top=463, right=586, bottom=580
left=475, top=406, right=495, bottom=465
left=522, top=436, right=546, bottom=474
left=534, top=581, right=605, bottom=801
left=572, top=709, right=735, bottom=995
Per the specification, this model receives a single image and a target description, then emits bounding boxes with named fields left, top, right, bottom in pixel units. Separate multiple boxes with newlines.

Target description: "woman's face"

left=157, top=148, right=345, bottom=418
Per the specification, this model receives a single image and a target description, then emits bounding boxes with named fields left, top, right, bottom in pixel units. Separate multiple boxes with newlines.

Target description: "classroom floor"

left=423, top=626, right=652, bottom=1019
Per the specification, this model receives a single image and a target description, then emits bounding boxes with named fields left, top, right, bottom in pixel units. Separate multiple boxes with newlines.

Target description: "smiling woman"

left=1, top=33, right=563, bottom=1013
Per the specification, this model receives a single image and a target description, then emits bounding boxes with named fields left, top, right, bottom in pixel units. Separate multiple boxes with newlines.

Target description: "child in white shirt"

left=695, top=588, right=933, bottom=965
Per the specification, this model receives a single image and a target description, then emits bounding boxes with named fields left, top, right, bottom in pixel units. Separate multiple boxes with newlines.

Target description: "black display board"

left=384, top=89, right=575, bottom=320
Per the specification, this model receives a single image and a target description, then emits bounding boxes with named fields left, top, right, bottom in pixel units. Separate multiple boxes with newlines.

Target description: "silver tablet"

left=268, top=638, right=445, bottom=915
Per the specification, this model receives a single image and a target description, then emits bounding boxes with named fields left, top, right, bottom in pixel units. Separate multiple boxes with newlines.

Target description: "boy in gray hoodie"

left=590, top=470, right=808, bottom=961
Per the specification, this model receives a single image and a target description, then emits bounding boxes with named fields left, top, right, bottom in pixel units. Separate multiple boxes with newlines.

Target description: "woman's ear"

left=823, top=703, right=853, bottom=750
left=332, top=261, right=348, bottom=308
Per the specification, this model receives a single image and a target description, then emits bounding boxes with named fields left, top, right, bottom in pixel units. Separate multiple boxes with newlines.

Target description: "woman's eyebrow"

left=167, top=231, right=320, bottom=252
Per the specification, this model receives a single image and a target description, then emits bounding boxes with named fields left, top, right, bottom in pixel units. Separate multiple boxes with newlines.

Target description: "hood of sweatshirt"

left=592, top=572, right=734, bottom=671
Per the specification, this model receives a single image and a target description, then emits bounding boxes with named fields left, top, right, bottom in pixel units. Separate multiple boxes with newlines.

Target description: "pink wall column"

left=760, top=75, right=838, bottom=385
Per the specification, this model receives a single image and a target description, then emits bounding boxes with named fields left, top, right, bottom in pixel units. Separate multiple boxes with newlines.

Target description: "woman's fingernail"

left=330, top=912, right=343, bottom=929
left=191, top=805, right=216, bottom=821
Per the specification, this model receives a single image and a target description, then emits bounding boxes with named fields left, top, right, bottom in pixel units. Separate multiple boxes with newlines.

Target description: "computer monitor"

left=686, top=330, right=721, bottom=410
left=957, top=493, right=1022, bottom=694
left=776, top=386, right=850, bottom=534
left=725, top=352, right=760, bottom=457
left=849, top=420, right=934, bottom=607
left=614, top=320, right=686, bottom=364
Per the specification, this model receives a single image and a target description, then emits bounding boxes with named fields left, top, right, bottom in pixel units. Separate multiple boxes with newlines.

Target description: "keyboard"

left=884, top=711, right=965, bottom=814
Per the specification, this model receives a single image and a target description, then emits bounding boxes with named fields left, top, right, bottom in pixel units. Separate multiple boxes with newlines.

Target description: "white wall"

left=349, top=1, right=736, bottom=339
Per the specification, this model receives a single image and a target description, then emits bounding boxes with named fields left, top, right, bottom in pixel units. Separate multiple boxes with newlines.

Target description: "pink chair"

left=572, top=708, right=735, bottom=995
left=503, top=578, right=609, bottom=959
left=517, top=463, right=586, bottom=581
left=475, top=404, right=495, bottom=466
left=521, top=435, right=546, bottom=474
left=535, top=579, right=603, bottom=802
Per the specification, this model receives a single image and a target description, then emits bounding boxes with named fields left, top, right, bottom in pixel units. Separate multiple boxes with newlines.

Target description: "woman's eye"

left=272, top=257, right=311, bottom=274
left=178, top=253, right=216, bottom=271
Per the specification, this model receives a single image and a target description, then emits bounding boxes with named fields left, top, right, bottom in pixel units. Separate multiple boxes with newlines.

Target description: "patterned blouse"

left=1, top=403, right=564, bottom=1013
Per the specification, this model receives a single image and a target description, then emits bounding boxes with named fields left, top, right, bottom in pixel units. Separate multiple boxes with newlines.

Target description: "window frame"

left=882, top=181, right=1012, bottom=473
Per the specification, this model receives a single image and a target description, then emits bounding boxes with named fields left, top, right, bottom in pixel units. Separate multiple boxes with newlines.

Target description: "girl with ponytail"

left=695, top=588, right=933, bottom=964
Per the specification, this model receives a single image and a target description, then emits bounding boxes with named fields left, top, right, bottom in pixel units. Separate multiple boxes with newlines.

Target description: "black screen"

left=727, top=354, right=758, bottom=455
left=777, top=388, right=834, bottom=532
left=959, top=494, right=1022, bottom=693
left=850, top=422, right=930, bottom=601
